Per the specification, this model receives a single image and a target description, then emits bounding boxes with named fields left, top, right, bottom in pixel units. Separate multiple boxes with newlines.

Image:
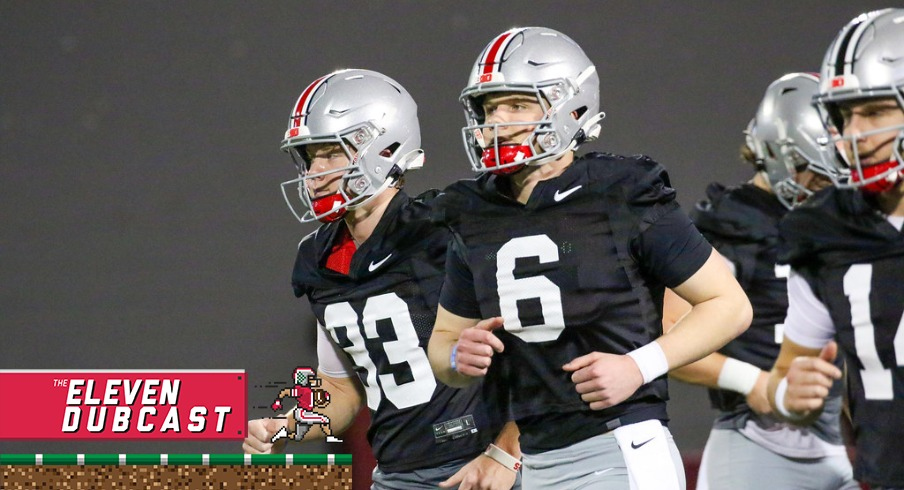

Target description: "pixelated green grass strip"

left=0, top=454, right=351, bottom=466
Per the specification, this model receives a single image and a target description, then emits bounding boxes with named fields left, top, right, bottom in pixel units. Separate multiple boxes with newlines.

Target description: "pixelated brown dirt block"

left=0, top=465, right=352, bottom=489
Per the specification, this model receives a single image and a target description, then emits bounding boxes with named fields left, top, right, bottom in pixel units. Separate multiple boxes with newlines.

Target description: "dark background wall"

left=1, top=1, right=887, bottom=458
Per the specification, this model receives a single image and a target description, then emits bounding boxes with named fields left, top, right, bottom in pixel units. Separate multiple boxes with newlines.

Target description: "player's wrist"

left=626, top=341, right=669, bottom=385
left=717, top=358, right=761, bottom=395
left=482, top=443, right=521, bottom=472
left=773, top=377, right=807, bottom=421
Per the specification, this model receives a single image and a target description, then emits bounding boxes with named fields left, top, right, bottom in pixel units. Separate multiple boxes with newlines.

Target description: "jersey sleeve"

left=782, top=270, right=836, bottom=349
left=438, top=234, right=482, bottom=319
left=632, top=204, right=713, bottom=287
left=316, top=323, right=355, bottom=378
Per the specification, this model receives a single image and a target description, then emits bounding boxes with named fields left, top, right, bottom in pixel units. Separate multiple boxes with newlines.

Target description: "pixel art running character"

left=270, top=367, right=342, bottom=443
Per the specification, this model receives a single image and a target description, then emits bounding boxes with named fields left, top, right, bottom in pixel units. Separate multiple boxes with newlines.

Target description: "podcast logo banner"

left=0, top=370, right=246, bottom=440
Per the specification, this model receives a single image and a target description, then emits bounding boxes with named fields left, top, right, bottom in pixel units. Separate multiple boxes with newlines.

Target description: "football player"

left=765, top=8, right=904, bottom=489
left=427, top=27, right=752, bottom=489
left=269, top=367, right=342, bottom=443
left=663, top=73, right=857, bottom=489
left=242, top=69, right=520, bottom=490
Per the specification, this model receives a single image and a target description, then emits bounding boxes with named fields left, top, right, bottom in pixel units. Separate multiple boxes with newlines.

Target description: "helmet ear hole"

left=380, top=142, right=401, bottom=158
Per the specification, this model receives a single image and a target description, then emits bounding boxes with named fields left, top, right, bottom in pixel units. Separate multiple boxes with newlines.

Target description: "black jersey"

left=292, top=190, right=499, bottom=473
left=692, top=183, right=788, bottom=411
left=779, top=186, right=904, bottom=487
left=695, top=183, right=843, bottom=446
left=435, top=152, right=712, bottom=453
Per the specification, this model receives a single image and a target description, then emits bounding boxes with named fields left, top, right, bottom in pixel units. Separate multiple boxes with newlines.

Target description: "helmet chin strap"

left=533, top=141, right=575, bottom=166
left=853, top=159, right=904, bottom=195
left=481, top=140, right=575, bottom=173
left=577, top=112, right=606, bottom=144
left=533, top=112, right=605, bottom=166
left=400, top=148, right=425, bottom=171
left=480, top=112, right=605, bottom=174
left=481, top=144, right=534, bottom=175
left=311, top=193, right=348, bottom=223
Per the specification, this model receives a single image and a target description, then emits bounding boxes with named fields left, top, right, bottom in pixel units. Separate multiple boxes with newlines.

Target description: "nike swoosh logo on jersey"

left=593, top=468, right=614, bottom=476
left=553, top=185, right=582, bottom=202
left=630, top=437, right=654, bottom=449
left=368, top=254, right=393, bottom=272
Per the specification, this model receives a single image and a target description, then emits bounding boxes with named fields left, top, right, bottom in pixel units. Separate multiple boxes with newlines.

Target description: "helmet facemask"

left=461, top=79, right=595, bottom=175
left=770, top=141, right=836, bottom=208
left=816, top=94, right=904, bottom=194
left=281, top=122, right=402, bottom=223
left=759, top=140, right=814, bottom=208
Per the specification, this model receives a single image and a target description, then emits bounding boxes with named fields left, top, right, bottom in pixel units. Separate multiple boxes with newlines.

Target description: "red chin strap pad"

left=481, top=145, right=533, bottom=175
left=853, top=160, right=903, bottom=194
left=311, top=193, right=347, bottom=222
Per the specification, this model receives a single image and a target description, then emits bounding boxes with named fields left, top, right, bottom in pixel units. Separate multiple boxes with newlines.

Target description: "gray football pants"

left=696, top=428, right=858, bottom=490
left=371, top=456, right=523, bottom=490
left=520, top=426, right=685, bottom=489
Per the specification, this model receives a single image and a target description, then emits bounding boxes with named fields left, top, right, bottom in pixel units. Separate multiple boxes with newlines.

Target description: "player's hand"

left=242, top=418, right=288, bottom=454
left=455, top=317, right=506, bottom=378
left=563, top=352, right=644, bottom=410
left=746, top=371, right=772, bottom=415
left=439, top=453, right=517, bottom=490
left=783, top=341, right=842, bottom=414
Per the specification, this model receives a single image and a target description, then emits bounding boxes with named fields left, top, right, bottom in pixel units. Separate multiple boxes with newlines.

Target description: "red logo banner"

left=0, top=370, right=246, bottom=440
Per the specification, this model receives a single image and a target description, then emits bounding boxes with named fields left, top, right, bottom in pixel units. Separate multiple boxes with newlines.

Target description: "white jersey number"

left=323, top=293, right=436, bottom=410
left=843, top=264, right=904, bottom=400
left=774, top=264, right=791, bottom=343
left=496, top=235, right=566, bottom=342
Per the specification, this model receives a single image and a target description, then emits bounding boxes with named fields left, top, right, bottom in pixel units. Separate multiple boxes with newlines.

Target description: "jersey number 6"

left=496, top=234, right=566, bottom=343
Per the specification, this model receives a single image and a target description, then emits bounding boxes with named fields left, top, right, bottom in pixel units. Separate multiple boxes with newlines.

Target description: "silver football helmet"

left=460, top=27, right=605, bottom=174
left=293, top=367, right=317, bottom=387
left=814, top=8, right=904, bottom=194
left=749, top=72, right=834, bottom=208
left=280, top=69, right=424, bottom=223
left=744, top=117, right=757, bottom=157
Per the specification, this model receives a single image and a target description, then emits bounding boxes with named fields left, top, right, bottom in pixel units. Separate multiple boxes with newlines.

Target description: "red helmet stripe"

left=289, top=75, right=329, bottom=129
left=480, top=29, right=521, bottom=77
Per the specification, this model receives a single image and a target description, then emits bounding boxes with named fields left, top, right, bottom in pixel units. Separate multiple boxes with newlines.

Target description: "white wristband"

left=774, top=377, right=806, bottom=421
left=717, top=358, right=762, bottom=395
left=627, top=341, right=669, bottom=385
left=483, top=443, right=521, bottom=472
